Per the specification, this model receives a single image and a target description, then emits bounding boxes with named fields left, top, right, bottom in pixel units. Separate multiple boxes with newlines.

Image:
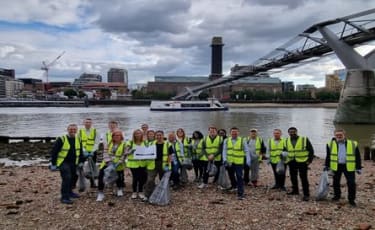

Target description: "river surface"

left=0, top=106, right=374, bottom=158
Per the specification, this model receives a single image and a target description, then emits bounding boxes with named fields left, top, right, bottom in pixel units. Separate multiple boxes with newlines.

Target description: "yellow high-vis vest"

left=79, top=128, right=96, bottom=152
left=226, top=137, right=245, bottom=165
left=204, top=135, right=222, bottom=161
left=328, top=139, right=357, bottom=172
left=247, top=136, right=263, bottom=161
left=100, top=141, right=126, bottom=171
left=268, top=138, right=285, bottom=164
left=285, top=136, right=309, bottom=163
left=56, top=135, right=81, bottom=166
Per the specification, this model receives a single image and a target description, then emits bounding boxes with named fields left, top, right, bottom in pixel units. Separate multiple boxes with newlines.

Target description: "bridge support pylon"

left=334, top=69, right=375, bottom=123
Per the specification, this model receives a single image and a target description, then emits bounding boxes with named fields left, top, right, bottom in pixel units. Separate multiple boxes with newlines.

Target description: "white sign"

left=133, top=145, right=156, bottom=160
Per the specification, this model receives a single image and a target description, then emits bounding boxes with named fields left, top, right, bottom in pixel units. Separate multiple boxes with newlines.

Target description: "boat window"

left=164, top=103, right=170, bottom=107
left=215, top=103, right=222, bottom=107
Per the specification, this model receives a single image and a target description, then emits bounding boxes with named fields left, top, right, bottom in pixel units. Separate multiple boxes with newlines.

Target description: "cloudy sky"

left=0, top=0, right=374, bottom=87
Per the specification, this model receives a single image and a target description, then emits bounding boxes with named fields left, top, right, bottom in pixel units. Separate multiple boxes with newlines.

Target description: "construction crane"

left=41, top=51, right=65, bottom=83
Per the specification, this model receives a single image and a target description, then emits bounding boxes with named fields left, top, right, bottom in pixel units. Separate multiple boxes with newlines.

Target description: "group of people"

left=50, top=119, right=363, bottom=207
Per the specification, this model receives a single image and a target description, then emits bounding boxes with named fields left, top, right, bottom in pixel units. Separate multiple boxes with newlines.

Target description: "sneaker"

left=252, top=181, right=259, bottom=187
left=280, top=187, right=287, bottom=191
left=61, top=198, right=73, bottom=204
left=198, top=183, right=208, bottom=189
left=142, top=196, right=148, bottom=202
left=131, top=193, right=137, bottom=199
left=96, top=192, right=105, bottom=202
left=237, top=196, right=245, bottom=200
left=138, top=193, right=146, bottom=200
left=332, top=196, right=340, bottom=201
left=70, top=192, right=80, bottom=199
left=117, top=189, right=124, bottom=197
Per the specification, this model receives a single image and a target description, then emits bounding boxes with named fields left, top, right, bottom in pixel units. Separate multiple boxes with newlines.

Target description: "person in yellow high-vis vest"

left=284, top=127, right=314, bottom=202
left=222, top=127, right=251, bottom=200
left=50, top=124, right=84, bottom=204
left=143, top=130, right=173, bottom=201
left=245, top=129, right=266, bottom=187
left=267, top=129, right=286, bottom=190
left=199, top=126, right=223, bottom=189
left=191, top=130, right=204, bottom=182
left=168, top=132, right=184, bottom=190
left=126, top=129, right=148, bottom=200
left=96, top=130, right=126, bottom=202
left=176, top=128, right=191, bottom=184
left=78, top=118, right=97, bottom=188
left=105, top=120, right=119, bottom=146
left=325, top=129, right=362, bottom=207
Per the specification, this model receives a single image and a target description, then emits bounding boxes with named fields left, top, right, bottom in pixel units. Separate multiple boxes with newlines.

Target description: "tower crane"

left=41, top=51, right=65, bottom=83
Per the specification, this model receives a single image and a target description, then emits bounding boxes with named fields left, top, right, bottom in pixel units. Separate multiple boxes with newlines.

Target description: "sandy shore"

left=0, top=159, right=374, bottom=230
left=226, top=103, right=338, bottom=108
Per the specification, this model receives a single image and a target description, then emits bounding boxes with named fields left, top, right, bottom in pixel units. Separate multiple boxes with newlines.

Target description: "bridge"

left=173, top=9, right=375, bottom=123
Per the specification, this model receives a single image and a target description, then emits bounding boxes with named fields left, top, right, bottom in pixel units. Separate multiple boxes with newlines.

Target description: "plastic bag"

left=315, top=170, right=330, bottom=200
left=149, top=171, right=171, bottom=206
left=103, top=163, right=118, bottom=185
left=84, top=157, right=99, bottom=179
left=182, top=158, right=193, bottom=170
left=217, top=165, right=231, bottom=189
left=207, top=161, right=217, bottom=177
left=77, top=166, right=86, bottom=192
left=276, top=160, right=285, bottom=175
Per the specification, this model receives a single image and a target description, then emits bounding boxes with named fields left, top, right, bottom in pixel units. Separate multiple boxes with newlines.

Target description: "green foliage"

left=131, top=90, right=175, bottom=100
left=64, top=88, right=77, bottom=99
left=230, top=89, right=338, bottom=101
left=77, top=90, right=87, bottom=98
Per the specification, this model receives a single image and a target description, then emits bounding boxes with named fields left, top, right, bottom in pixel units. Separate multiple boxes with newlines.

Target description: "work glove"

left=323, top=166, right=329, bottom=171
left=356, top=169, right=362, bottom=175
left=49, top=164, right=58, bottom=171
left=78, top=162, right=84, bottom=169
left=266, top=159, right=271, bottom=165
left=246, top=160, right=251, bottom=168
left=163, top=165, right=170, bottom=172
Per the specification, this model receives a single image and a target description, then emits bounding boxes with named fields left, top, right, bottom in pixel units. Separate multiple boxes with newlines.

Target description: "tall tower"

left=209, top=36, right=224, bottom=81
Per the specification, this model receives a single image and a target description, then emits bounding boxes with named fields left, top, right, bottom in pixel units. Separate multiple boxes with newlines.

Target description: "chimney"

left=209, top=36, right=224, bottom=81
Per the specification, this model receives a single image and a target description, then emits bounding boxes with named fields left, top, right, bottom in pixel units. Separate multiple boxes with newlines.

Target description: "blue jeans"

left=171, top=162, right=180, bottom=186
left=228, top=164, right=244, bottom=197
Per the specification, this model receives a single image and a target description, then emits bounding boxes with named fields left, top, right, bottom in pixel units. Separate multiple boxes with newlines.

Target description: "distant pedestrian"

left=325, top=129, right=362, bottom=207
left=284, top=127, right=314, bottom=201
left=50, top=124, right=84, bottom=204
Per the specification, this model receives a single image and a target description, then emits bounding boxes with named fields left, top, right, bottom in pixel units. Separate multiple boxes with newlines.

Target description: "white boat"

left=150, top=98, right=228, bottom=111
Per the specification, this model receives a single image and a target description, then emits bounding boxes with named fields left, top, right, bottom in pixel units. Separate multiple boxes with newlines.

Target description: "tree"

left=64, top=88, right=77, bottom=99
left=77, top=91, right=87, bottom=99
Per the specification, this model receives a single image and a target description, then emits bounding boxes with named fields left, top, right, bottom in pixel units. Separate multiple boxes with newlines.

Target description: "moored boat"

left=150, top=98, right=228, bottom=111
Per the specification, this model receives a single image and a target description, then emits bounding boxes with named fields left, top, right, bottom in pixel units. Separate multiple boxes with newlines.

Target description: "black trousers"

left=98, top=167, right=125, bottom=191
left=59, top=161, right=76, bottom=200
left=130, top=167, right=147, bottom=192
left=288, top=160, right=309, bottom=196
left=192, top=159, right=201, bottom=179
left=333, top=164, right=356, bottom=201
left=271, top=163, right=286, bottom=188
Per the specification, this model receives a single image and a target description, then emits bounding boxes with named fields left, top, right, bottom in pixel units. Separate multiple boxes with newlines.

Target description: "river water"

left=0, top=106, right=374, bottom=158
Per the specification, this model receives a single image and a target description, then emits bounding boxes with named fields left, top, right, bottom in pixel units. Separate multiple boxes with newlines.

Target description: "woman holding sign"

left=126, top=129, right=148, bottom=200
